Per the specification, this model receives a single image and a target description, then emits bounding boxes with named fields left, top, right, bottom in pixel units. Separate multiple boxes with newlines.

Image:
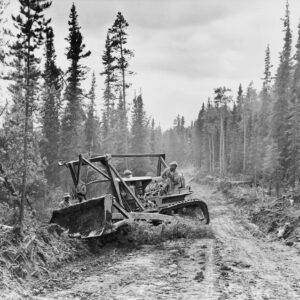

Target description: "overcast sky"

left=5, top=0, right=300, bottom=129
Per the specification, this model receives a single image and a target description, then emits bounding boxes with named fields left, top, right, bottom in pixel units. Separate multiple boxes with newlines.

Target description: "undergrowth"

left=229, top=186, right=300, bottom=245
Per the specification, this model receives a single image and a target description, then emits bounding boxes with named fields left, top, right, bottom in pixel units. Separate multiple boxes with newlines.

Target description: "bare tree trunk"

left=254, top=164, right=257, bottom=196
left=119, top=39, right=128, bottom=167
left=222, top=121, right=226, bottom=176
left=20, top=25, right=31, bottom=233
left=268, top=179, right=272, bottom=196
left=219, top=116, right=222, bottom=177
left=212, top=133, right=215, bottom=174
left=119, top=35, right=126, bottom=110
left=275, top=169, right=280, bottom=198
left=219, top=112, right=224, bottom=178
left=20, top=98, right=29, bottom=232
left=208, top=134, right=212, bottom=174
left=243, top=111, right=246, bottom=174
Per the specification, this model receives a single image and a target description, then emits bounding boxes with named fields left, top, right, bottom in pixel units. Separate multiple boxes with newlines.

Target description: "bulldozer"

left=50, top=153, right=209, bottom=239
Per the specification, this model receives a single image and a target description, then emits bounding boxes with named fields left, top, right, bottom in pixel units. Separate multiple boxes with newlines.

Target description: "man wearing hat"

left=59, top=193, right=70, bottom=209
left=123, top=169, right=133, bottom=178
left=161, top=161, right=181, bottom=193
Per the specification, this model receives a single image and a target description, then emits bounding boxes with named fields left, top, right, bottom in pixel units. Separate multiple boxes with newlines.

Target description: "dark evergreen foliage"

left=287, top=19, right=300, bottom=186
left=10, top=0, right=52, bottom=229
left=271, top=2, right=292, bottom=181
left=130, top=94, right=150, bottom=175
left=40, top=26, right=61, bottom=186
left=109, top=12, right=134, bottom=109
left=100, top=33, right=116, bottom=150
left=60, top=3, right=91, bottom=162
left=85, top=72, right=100, bottom=154
left=4, top=0, right=300, bottom=226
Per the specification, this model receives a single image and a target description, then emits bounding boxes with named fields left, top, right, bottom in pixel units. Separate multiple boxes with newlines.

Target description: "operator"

left=59, top=193, right=70, bottom=209
left=123, top=169, right=136, bottom=197
left=123, top=169, right=133, bottom=178
left=161, top=161, right=182, bottom=193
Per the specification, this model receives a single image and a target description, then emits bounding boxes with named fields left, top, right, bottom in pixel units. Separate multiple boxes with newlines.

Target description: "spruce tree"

left=248, top=113, right=264, bottom=182
left=85, top=72, right=100, bottom=154
left=101, top=33, right=116, bottom=151
left=0, top=0, right=10, bottom=63
left=260, top=45, right=273, bottom=138
left=115, top=92, right=127, bottom=157
left=271, top=1, right=292, bottom=185
left=214, top=87, right=231, bottom=177
left=163, top=127, right=179, bottom=163
left=203, top=98, right=217, bottom=174
left=11, top=0, right=51, bottom=230
left=194, top=103, right=205, bottom=168
left=40, top=26, right=61, bottom=186
left=109, top=12, right=134, bottom=109
left=244, top=82, right=257, bottom=173
left=130, top=94, right=149, bottom=175
left=150, top=118, right=155, bottom=154
left=4, top=53, right=26, bottom=183
left=287, top=19, right=300, bottom=186
left=60, top=3, right=91, bottom=161
left=172, top=115, right=184, bottom=163
left=109, top=12, right=134, bottom=155
left=229, top=102, right=242, bottom=174
left=155, top=126, right=163, bottom=153
left=236, top=84, right=243, bottom=122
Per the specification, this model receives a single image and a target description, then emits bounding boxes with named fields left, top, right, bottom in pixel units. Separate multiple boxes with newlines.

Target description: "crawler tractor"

left=50, top=153, right=209, bottom=238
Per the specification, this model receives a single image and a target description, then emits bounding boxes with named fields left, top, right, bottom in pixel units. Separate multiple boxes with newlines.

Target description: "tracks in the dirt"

left=207, top=188, right=300, bottom=300
left=213, top=214, right=300, bottom=299
left=30, top=184, right=300, bottom=300
left=31, top=238, right=217, bottom=300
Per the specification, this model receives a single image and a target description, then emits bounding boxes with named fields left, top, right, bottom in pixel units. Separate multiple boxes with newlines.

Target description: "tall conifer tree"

left=109, top=12, right=134, bottom=155
left=260, top=45, right=273, bottom=138
left=130, top=94, right=149, bottom=174
left=85, top=72, right=100, bottom=154
left=40, top=26, right=61, bottom=186
left=214, top=87, right=231, bottom=177
left=109, top=12, right=134, bottom=109
left=60, top=3, right=91, bottom=161
left=11, top=0, right=51, bottom=230
left=287, top=20, right=300, bottom=186
left=101, top=33, right=116, bottom=151
left=271, top=1, right=292, bottom=182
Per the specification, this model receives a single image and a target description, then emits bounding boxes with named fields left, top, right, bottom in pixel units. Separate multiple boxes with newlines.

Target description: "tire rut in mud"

left=28, top=184, right=300, bottom=300
left=209, top=189, right=300, bottom=300
left=31, top=238, right=218, bottom=300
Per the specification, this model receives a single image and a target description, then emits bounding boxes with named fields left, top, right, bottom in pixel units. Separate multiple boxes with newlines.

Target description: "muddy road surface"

left=30, top=184, right=300, bottom=300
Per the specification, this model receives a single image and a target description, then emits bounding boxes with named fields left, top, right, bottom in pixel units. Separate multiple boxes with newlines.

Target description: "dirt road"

left=30, top=184, right=300, bottom=300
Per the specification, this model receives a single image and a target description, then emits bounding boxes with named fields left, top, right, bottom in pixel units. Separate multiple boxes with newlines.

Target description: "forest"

left=1, top=2, right=300, bottom=299
left=165, top=2, right=300, bottom=196
left=0, top=0, right=299, bottom=232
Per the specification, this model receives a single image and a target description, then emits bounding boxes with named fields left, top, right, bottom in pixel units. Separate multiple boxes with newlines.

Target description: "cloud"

left=106, top=0, right=262, bottom=30
left=130, top=11, right=266, bottom=81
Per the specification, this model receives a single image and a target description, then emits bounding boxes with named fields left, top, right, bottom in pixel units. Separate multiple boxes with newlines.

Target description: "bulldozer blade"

left=50, top=194, right=117, bottom=238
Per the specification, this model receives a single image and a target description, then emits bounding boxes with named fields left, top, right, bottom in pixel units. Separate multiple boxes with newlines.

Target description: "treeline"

left=164, top=3, right=300, bottom=195
left=1, top=0, right=299, bottom=230
left=0, top=1, right=163, bottom=229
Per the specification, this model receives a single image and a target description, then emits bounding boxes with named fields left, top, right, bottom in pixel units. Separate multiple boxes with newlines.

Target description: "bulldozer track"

left=159, top=198, right=210, bottom=224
